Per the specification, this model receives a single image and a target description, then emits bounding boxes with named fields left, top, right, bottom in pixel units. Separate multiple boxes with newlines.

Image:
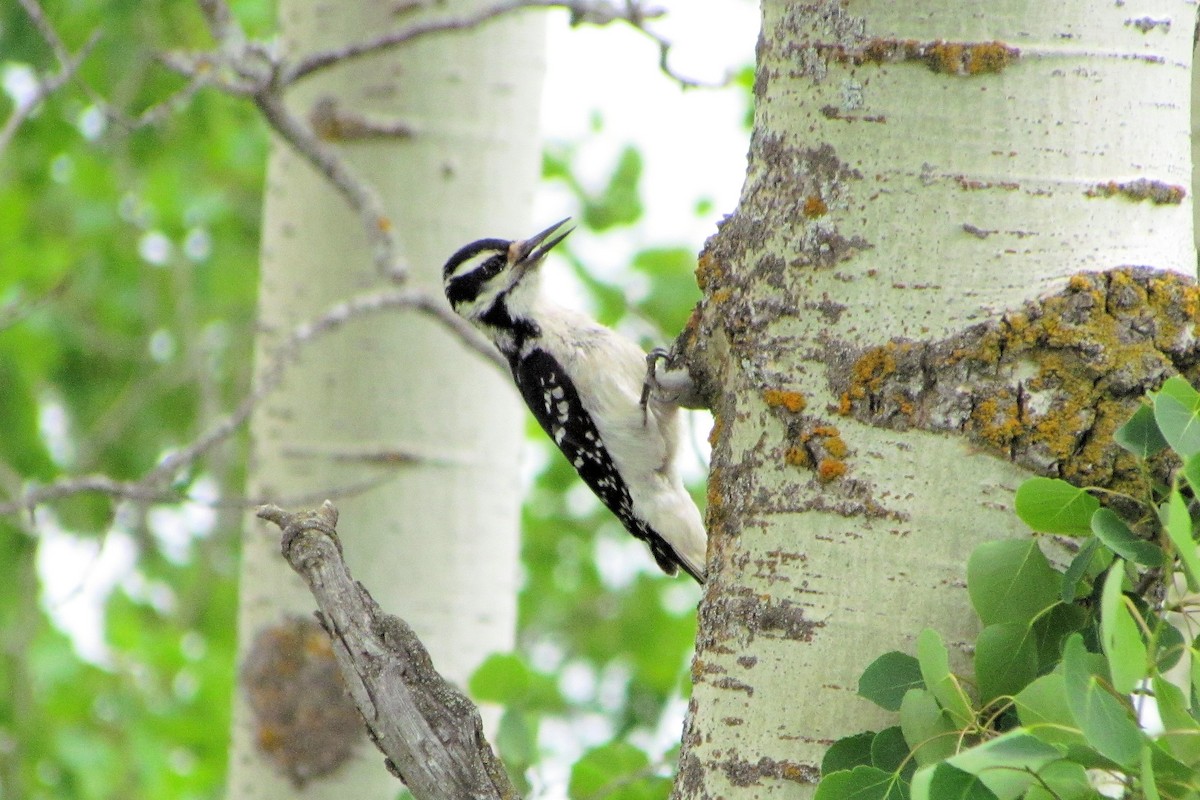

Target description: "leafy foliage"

left=1, top=1, right=265, bottom=797
left=818, top=376, right=1200, bottom=800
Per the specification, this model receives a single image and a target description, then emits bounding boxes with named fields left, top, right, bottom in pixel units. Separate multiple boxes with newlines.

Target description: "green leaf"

left=1013, top=674, right=1087, bottom=749
left=1114, top=402, right=1167, bottom=458
left=1153, top=376, right=1200, bottom=458
left=568, top=741, right=651, bottom=799
left=1031, top=603, right=1088, bottom=672
left=1154, top=621, right=1185, bottom=673
left=581, top=145, right=643, bottom=231
left=814, top=766, right=908, bottom=800
left=1091, top=508, right=1165, bottom=567
left=1151, top=676, right=1200, bottom=765
left=1164, top=484, right=1200, bottom=591
left=858, top=651, right=924, bottom=711
left=1099, top=561, right=1147, bottom=694
left=1145, top=739, right=1199, bottom=799
left=912, top=764, right=999, bottom=800
left=899, top=689, right=959, bottom=766
left=916, top=629, right=974, bottom=728
left=468, top=653, right=531, bottom=702
left=823, top=732, right=877, bottom=775
left=918, top=732, right=1062, bottom=800
left=1060, top=536, right=1101, bottom=603
left=967, top=540, right=1061, bottom=627
left=1182, top=451, right=1200, bottom=501
left=1142, top=743, right=1163, bottom=800
left=1014, top=477, right=1098, bottom=535
left=871, top=726, right=912, bottom=777
left=630, top=247, right=701, bottom=336
left=1061, top=634, right=1143, bottom=767
left=1019, top=760, right=1094, bottom=800
left=973, top=623, right=1038, bottom=707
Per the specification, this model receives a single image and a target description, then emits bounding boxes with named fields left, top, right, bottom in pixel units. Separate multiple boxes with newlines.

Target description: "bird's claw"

left=641, top=347, right=671, bottom=426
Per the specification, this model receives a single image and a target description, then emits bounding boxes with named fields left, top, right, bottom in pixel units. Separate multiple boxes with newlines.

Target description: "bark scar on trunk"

left=829, top=267, right=1200, bottom=493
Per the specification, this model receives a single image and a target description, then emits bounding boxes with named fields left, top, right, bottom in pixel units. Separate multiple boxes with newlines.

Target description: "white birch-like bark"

left=226, top=3, right=545, bottom=798
left=678, top=1, right=1194, bottom=796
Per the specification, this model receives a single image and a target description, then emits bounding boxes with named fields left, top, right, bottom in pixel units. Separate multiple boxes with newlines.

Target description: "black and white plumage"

left=442, top=219, right=707, bottom=582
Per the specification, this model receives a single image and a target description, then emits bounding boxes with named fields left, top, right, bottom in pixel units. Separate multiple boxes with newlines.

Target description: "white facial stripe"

left=449, top=250, right=502, bottom=281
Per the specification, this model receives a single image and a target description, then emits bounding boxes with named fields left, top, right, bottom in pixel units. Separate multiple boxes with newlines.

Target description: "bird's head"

left=442, top=218, right=573, bottom=323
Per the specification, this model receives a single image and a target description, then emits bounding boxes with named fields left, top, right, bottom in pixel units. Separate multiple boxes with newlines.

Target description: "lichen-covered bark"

left=835, top=268, right=1200, bottom=495
left=676, top=2, right=1195, bottom=798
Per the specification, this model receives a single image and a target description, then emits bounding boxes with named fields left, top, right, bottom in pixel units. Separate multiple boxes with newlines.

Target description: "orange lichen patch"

left=803, top=195, right=828, bottom=218
left=837, top=391, right=854, bottom=416
left=706, top=467, right=724, bottom=514
left=861, top=37, right=918, bottom=63
left=850, top=342, right=900, bottom=397
left=925, top=41, right=965, bottom=74
left=785, top=446, right=810, bottom=467
left=832, top=268, right=1200, bottom=494
left=970, top=393, right=1024, bottom=450
left=823, top=434, right=848, bottom=458
left=834, top=38, right=1018, bottom=75
left=764, top=388, right=807, bottom=413
left=817, top=459, right=846, bottom=482
left=708, top=413, right=725, bottom=448
left=696, top=252, right=728, bottom=292
left=963, top=41, right=1019, bottom=74
left=1086, top=179, right=1186, bottom=205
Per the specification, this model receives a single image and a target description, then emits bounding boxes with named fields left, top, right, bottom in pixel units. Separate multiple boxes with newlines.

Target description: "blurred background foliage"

left=1, top=2, right=747, bottom=798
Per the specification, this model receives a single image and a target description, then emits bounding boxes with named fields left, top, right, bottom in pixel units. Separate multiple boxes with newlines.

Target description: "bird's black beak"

left=511, top=218, right=573, bottom=267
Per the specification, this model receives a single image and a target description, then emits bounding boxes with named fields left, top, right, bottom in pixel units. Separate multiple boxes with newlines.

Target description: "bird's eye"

left=482, top=254, right=506, bottom=277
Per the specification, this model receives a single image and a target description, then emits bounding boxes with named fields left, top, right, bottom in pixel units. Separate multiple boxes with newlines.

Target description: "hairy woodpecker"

left=442, top=219, right=707, bottom=582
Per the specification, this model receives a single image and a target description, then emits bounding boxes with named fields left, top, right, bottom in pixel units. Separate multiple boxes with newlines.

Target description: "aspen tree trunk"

left=677, top=2, right=1194, bottom=796
left=225, top=3, right=545, bottom=798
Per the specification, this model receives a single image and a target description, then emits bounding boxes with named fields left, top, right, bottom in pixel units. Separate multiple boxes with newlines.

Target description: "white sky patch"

left=661, top=577, right=702, bottom=614
left=183, top=226, right=212, bottom=262
left=533, top=713, right=617, bottom=797
left=138, top=230, right=173, bottom=266
left=148, top=327, right=176, bottom=363
left=679, top=409, right=713, bottom=483
left=564, top=480, right=601, bottom=518
left=558, top=659, right=597, bottom=704
left=519, top=437, right=551, bottom=494
left=37, top=516, right=138, bottom=666
left=595, top=660, right=631, bottom=713
left=594, top=531, right=649, bottom=590
left=628, top=693, right=691, bottom=763
left=147, top=474, right=219, bottom=563
left=76, top=104, right=106, bottom=141
left=2, top=62, right=39, bottom=111
left=529, top=637, right=566, bottom=673
left=38, top=393, right=76, bottom=467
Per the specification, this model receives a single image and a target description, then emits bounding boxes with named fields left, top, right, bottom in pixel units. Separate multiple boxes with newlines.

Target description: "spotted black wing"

left=512, top=348, right=682, bottom=576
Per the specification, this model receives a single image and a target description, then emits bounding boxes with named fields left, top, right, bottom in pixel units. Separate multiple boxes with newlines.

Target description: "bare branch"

left=0, top=288, right=502, bottom=517
left=645, top=28, right=733, bottom=90
left=122, top=67, right=217, bottom=128
left=18, top=0, right=72, bottom=62
left=257, top=501, right=516, bottom=800
left=253, top=90, right=407, bottom=280
left=283, top=0, right=666, bottom=85
left=195, top=0, right=245, bottom=49
left=0, top=1, right=100, bottom=155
